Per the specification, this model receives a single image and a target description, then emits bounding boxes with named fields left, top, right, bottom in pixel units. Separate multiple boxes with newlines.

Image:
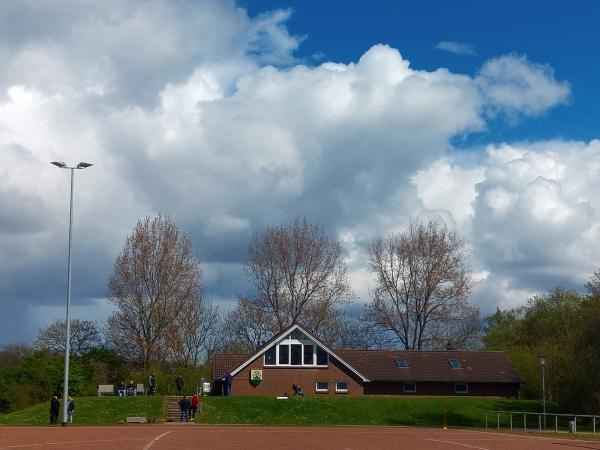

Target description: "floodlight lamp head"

left=51, top=161, right=67, bottom=168
left=76, top=162, right=93, bottom=169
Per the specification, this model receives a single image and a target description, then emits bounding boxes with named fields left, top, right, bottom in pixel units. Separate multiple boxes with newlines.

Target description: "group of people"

left=116, top=372, right=158, bottom=397
left=49, top=395, right=75, bottom=424
left=116, top=380, right=137, bottom=397
left=178, top=393, right=201, bottom=422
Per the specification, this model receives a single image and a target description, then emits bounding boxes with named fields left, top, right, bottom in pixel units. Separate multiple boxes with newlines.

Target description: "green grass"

left=0, top=395, right=553, bottom=428
left=195, top=396, right=551, bottom=427
left=0, top=395, right=164, bottom=426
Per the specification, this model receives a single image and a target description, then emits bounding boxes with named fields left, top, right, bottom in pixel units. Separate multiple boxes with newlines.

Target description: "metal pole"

left=555, top=415, right=558, bottom=433
left=539, top=414, right=541, bottom=432
left=524, top=414, right=527, bottom=432
left=593, top=416, right=596, bottom=436
left=510, top=413, right=513, bottom=430
left=497, top=412, right=500, bottom=429
left=485, top=412, right=488, bottom=429
left=541, top=357, right=546, bottom=430
left=62, top=168, right=74, bottom=426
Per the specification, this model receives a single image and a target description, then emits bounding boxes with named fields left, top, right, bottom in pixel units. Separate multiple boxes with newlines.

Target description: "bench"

left=126, top=415, right=147, bottom=424
left=98, top=384, right=114, bottom=396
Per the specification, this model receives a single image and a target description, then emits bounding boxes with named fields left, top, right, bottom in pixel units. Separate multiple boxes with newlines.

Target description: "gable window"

left=291, top=344, right=302, bottom=365
left=264, top=346, right=276, bottom=365
left=291, top=329, right=305, bottom=340
left=336, top=381, right=348, bottom=393
left=455, top=383, right=468, bottom=394
left=316, top=346, right=328, bottom=365
left=303, top=345, right=314, bottom=365
left=279, top=345, right=289, bottom=364
left=316, top=381, right=329, bottom=393
left=448, top=359, right=462, bottom=369
left=403, top=382, right=416, bottom=393
left=395, top=357, right=408, bottom=367
left=263, top=330, right=329, bottom=367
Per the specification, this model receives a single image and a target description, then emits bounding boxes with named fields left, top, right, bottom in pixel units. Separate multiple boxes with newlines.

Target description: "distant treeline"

left=483, top=274, right=600, bottom=414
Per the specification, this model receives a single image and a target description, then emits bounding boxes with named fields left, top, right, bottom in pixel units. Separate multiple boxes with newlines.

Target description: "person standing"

left=178, top=395, right=191, bottom=422
left=49, top=396, right=60, bottom=424
left=190, top=392, right=200, bottom=419
left=148, top=372, right=156, bottom=396
left=223, top=372, right=233, bottom=396
left=66, top=396, right=75, bottom=424
left=175, top=374, right=184, bottom=396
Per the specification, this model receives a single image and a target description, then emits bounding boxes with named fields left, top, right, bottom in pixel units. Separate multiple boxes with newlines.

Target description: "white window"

left=316, top=381, right=329, bottom=392
left=455, top=383, right=468, bottom=394
left=263, top=335, right=329, bottom=367
left=403, top=382, right=416, bottom=393
left=335, top=381, right=348, bottom=393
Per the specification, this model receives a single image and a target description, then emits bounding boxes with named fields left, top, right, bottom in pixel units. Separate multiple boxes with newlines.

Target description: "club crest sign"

left=250, top=369, right=263, bottom=386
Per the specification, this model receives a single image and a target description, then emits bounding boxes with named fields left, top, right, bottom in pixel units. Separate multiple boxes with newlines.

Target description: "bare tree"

left=585, top=269, right=600, bottom=297
left=364, top=219, right=477, bottom=350
left=165, top=296, right=221, bottom=367
left=220, top=298, right=277, bottom=352
left=33, top=319, right=102, bottom=357
left=106, top=215, right=203, bottom=368
left=243, top=217, right=352, bottom=335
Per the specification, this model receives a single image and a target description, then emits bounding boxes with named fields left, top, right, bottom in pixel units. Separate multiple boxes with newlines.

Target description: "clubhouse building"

left=211, top=323, right=522, bottom=397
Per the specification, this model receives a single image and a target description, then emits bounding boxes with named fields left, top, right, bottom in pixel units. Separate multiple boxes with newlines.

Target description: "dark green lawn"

left=0, top=395, right=164, bottom=426
left=195, top=396, right=550, bottom=427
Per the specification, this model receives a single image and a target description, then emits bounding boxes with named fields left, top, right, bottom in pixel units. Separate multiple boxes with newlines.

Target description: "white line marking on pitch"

left=458, top=428, right=600, bottom=444
left=142, top=431, right=172, bottom=450
left=0, top=438, right=145, bottom=449
left=427, top=439, right=491, bottom=450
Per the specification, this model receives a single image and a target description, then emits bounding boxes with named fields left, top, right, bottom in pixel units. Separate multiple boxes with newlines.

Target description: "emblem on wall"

left=250, top=369, right=263, bottom=386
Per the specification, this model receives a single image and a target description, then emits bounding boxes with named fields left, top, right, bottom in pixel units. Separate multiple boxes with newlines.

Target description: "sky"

left=1, top=0, right=600, bottom=345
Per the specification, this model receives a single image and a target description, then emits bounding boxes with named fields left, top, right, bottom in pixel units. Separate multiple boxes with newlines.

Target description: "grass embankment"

left=0, top=396, right=553, bottom=428
left=196, top=396, right=551, bottom=427
left=0, top=395, right=164, bottom=426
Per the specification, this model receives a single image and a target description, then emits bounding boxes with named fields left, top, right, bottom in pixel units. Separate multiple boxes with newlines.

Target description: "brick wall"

left=231, top=355, right=365, bottom=397
left=364, top=381, right=519, bottom=397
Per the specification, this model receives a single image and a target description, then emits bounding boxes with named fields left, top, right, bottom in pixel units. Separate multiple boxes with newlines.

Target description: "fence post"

left=538, top=414, right=542, bottom=432
left=497, top=412, right=500, bottom=429
left=594, top=416, right=596, bottom=436
left=524, top=414, right=527, bottom=432
left=555, top=415, right=558, bottom=433
left=485, top=412, right=488, bottom=430
left=574, top=416, right=577, bottom=435
left=510, top=413, right=513, bottom=430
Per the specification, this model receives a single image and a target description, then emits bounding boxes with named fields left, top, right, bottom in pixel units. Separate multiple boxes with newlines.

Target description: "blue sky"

left=244, top=0, right=600, bottom=144
left=1, top=0, right=599, bottom=345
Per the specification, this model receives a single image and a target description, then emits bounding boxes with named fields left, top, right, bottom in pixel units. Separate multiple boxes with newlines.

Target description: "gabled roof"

left=335, top=349, right=522, bottom=383
left=224, top=323, right=370, bottom=382
left=211, top=353, right=251, bottom=382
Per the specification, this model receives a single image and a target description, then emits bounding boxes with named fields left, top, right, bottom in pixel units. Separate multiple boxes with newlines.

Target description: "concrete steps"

left=163, top=395, right=198, bottom=423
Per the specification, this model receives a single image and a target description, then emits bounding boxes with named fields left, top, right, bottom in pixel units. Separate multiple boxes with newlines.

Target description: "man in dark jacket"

left=49, top=396, right=60, bottom=424
left=148, top=372, right=156, bottom=395
left=175, top=374, right=184, bottom=396
left=178, top=395, right=192, bottom=422
left=223, top=372, right=233, bottom=396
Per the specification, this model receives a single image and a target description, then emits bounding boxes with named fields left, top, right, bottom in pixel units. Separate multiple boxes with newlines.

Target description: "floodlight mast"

left=50, top=161, right=93, bottom=426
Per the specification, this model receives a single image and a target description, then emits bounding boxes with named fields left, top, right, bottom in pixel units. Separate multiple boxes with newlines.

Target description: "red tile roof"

left=335, top=350, right=522, bottom=383
left=211, top=353, right=252, bottom=381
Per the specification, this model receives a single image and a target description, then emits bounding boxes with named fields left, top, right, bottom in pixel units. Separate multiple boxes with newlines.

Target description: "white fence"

left=485, top=410, right=598, bottom=436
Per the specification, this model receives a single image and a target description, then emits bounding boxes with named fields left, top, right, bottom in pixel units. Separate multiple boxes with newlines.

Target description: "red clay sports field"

left=0, top=425, right=599, bottom=449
